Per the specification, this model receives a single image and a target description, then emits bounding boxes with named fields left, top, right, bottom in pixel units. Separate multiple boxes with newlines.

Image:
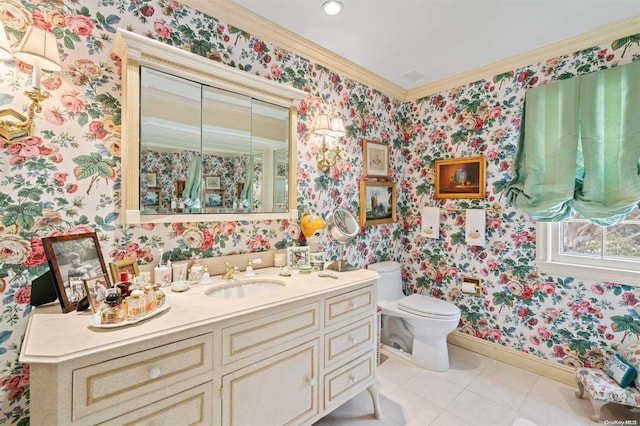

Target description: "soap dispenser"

left=200, top=265, right=212, bottom=284
left=244, top=260, right=255, bottom=277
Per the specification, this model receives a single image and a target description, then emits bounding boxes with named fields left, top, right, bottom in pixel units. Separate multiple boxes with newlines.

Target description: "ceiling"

left=229, top=0, right=640, bottom=91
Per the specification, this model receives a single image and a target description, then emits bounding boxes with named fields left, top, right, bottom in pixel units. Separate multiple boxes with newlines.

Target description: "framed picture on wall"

left=359, top=180, right=396, bottom=226
left=434, top=156, right=485, bottom=199
left=175, top=180, right=186, bottom=198
left=205, top=175, right=221, bottom=190
left=42, top=232, right=110, bottom=313
left=145, top=188, right=161, bottom=207
left=363, top=140, right=390, bottom=178
left=204, top=190, right=224, bottom=207
left=145, top=172, right=157, bottom=187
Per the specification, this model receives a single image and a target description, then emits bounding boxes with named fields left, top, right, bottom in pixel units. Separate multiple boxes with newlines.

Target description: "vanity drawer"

left=72, top=333, right=213, bottom=422
left=99, top=382, right=213, bottom=426
left=222, top=302, right=320, bottom=365
left=323, top=352, right=375, bottom=409
left=324, top=316, right=375, bottom=367
left=325, top=286, right=375, bottom=327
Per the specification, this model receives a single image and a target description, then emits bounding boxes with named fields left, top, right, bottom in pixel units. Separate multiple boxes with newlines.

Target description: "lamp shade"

left=14, top=26, right=61, bottom=71
left=0, top=22, right=12, bottom=60
left=313, top=113, right=333, bottom=135
left=330, top=117, right=345, bottom=137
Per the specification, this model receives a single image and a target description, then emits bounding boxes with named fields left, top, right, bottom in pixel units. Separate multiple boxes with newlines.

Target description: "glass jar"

left=101, top=288, right=125, bottom=324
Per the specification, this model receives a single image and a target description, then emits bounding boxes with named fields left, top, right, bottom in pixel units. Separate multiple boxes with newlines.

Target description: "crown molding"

left=180, top=1, right=639, bottom=103
left=406, top=14, right=640, bottom=101
left=182, top=0, right=408, bottom=100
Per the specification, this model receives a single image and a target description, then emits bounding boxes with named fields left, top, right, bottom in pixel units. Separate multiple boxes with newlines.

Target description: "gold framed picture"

left=83, top=274, right=111, bottom=313
left=109, top=257, right=139, bottom=284
left=434, top=156, right=486, bottom=199
left=363, top=139, right=389, bottom=178
left=359, top=180, right=396, bottom=226
left=204, top=175, right=221, bottom=190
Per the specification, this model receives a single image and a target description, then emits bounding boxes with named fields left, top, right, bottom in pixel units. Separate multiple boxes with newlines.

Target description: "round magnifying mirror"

left=325, top=208, right=360, bottom=271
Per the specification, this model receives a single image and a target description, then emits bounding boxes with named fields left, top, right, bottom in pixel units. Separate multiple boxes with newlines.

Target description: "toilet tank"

left=368, top=261, right=404, bottom=303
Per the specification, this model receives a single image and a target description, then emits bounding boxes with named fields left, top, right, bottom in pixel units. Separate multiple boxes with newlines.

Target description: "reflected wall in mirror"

left=139, top=68, right=290, bottom=215
left=113, top=29, right=306, bottom=224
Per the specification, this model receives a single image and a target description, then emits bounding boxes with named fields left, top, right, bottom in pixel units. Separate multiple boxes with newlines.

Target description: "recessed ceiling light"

left=322, top=1, right=343, bottom=16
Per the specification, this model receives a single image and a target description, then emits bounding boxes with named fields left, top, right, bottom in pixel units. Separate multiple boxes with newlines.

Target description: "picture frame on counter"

left=83, top=274, right=111, bottom=313
left=109, top=257, right=139, bottom=284
left=287, top=246, right=311, bottom=269
left=42, top=232, right=110, bottom=313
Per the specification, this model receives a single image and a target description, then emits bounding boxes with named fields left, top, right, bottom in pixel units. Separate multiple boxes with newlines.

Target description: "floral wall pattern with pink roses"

left=0, top=0, right=638, bottom=422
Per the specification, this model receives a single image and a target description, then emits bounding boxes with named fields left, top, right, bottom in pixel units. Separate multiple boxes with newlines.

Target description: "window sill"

left=535, top=260, right=640, bottom=287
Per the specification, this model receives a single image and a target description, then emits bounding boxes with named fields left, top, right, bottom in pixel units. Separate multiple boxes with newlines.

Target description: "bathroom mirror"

left=113, top=29, right=306, bottom=224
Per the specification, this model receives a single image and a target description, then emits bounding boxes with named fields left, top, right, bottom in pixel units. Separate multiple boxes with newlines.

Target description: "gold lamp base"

left=0, top=86, right=48, bottom=143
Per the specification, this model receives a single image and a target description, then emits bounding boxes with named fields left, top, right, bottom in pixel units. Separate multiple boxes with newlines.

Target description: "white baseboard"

left=447, top=332, right=576, bottom=386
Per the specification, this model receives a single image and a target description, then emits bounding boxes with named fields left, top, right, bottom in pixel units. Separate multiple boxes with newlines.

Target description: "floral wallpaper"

left=0, top=0, right=638, bottom=422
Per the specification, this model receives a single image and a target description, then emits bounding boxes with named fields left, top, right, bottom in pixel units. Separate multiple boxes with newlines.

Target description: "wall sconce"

left=0, top=23, right=61, bottom=143
left=313, top=113, right=345, bottom=174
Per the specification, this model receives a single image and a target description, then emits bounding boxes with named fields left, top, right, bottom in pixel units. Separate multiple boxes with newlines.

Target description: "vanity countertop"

left=20, top=267, right=379, bottom=364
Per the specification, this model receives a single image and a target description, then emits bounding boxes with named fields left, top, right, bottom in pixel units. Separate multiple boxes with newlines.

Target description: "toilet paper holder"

left=461, top=276, right=482, bottom=296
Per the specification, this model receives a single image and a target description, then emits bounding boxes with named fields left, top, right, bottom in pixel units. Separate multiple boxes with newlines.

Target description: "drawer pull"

left=350, top=302, right=358, bottom=310
left=349, top=336, right=358, bottom=344
left=149, top=367, right=161, bottom=379
left=349, top=374, right=356, bottom=383
left=307, top=377, right=316, bottom=386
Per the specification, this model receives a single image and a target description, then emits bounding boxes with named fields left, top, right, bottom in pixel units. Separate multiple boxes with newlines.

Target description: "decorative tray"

left=88, top=301, right=171, bottom=329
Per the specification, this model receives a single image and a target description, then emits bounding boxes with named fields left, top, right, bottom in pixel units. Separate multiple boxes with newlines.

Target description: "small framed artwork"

left=175, top=180, right=186, bottom=198
left=287, top=246, right=311, bottom=269
left=109, top=257, right=139, bottom=284
left=205, top=175, right=221, bottom=190
left=434, top=156, right=485, bottom=199
left=42, top=232, right=110, bottom=313
left=359, top=180, right=397, bottom=227
left=363, top=139, right=390, bottom=178
left=204, top=190, right=224, bottom=207
left=145, top=188, right=161, bottom=207
left=83, top=274, right=111, bottom=313
left=145, top=172, right=157, bottom=187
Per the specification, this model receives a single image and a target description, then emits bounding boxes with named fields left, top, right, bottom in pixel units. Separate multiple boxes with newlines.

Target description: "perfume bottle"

left=144, top=285, right=157, bottom=313
left=101, top=288, right=125, bottom=324
left=127, top=289, right=145, bottom=320
left=116, top=272, right=132, bottom=298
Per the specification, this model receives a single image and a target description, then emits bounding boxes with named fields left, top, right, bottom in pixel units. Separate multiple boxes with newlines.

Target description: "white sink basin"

left=205, top=279, right=286, bottom=299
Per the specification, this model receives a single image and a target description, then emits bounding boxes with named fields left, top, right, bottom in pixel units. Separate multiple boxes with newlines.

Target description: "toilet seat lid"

left=398, top=294, right=460, bottom=318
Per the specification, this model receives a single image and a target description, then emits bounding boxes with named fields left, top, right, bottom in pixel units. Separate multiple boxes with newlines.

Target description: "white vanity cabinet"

left=20, top=269, right=380, bottom=425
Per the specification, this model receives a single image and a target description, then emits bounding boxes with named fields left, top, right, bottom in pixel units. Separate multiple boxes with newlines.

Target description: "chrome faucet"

left=222, top=263, right=238, bottom=280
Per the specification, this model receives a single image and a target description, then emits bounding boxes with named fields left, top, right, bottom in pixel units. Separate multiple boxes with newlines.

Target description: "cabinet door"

left=222, top=340, right=319, bottom=426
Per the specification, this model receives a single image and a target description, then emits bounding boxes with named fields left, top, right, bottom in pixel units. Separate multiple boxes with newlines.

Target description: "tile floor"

left=314, top=345, right=640, bottom=426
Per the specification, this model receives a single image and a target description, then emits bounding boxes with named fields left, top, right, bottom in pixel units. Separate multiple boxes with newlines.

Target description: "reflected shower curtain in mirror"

left=240, top=155, right=253, bottom=209
left=183, top=154, right=202, bottom=209
left=507, top=60, right=640, bottom=225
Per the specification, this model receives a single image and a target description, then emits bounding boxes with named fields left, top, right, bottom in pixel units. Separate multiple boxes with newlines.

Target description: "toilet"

left=369, top=261, right=461, bottom=371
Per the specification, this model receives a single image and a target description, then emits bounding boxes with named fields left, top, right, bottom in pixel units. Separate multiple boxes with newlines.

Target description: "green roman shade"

left=507, top=60, right=640, bottom=225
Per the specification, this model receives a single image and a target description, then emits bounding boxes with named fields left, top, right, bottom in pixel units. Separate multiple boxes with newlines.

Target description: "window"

left=536, top=207, right=640, bottom=286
